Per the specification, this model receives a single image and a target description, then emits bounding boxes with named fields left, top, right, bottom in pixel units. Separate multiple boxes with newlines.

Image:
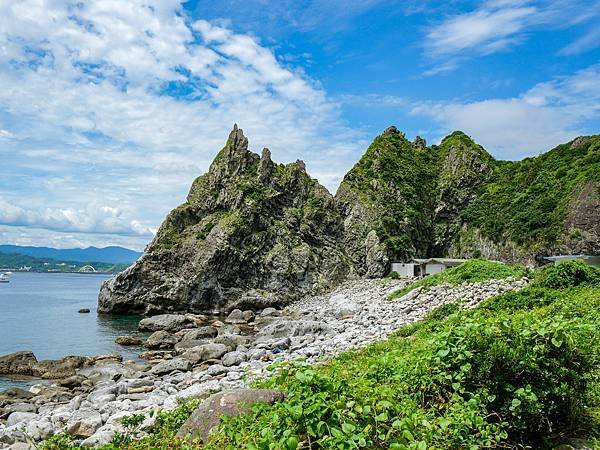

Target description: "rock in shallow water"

left=115, top=336, right=142, bottom=346
left=138, top=314, right=197, bottom=332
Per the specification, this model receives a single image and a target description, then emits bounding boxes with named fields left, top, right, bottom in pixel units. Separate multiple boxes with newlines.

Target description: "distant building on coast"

left=542, top=255, right=600, bottom=267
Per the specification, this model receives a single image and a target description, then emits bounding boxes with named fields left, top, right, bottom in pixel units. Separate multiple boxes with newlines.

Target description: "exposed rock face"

left=558, top=181, right=600, bottom=255
left=99, top=125, right=350, bottom=315
left=432, top=132, right=492, bottom=254
left=335, top=126, right=439, bottom=277
left=335, top=129, right=490, bottom=276
left=97, top=125, right=598, bottom=315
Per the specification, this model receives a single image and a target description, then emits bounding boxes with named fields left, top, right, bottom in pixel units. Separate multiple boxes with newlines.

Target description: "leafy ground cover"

left=387, top=259, right=530, bottom=300
left=42, top=261, right=600, bottom=449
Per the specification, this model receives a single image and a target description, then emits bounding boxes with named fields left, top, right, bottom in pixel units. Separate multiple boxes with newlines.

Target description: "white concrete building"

left=391, top=258, right=467, bottom=278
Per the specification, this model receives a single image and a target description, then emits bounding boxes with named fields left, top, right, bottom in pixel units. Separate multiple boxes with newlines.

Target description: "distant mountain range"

left=0, top=245, right=142, bottom=264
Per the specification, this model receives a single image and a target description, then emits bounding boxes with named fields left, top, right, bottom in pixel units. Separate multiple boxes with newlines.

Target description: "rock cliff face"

left=99, top=126, right=599, bottom=314
left=335, top=129, right=492, bottom=277
left=335, top=127, right=440, bottom=277
left=98, top=125, right=350, bottom=315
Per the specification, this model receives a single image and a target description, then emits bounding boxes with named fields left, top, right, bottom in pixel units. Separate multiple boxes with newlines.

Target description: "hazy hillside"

left=0, top=245, right=142, bottom=264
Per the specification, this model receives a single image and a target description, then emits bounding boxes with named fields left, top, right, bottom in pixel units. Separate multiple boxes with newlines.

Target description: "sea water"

left=0, top=272, right=144, bottom=390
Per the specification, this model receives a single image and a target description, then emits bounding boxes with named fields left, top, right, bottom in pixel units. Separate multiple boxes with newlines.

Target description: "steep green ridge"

left=454, top=135, right=600, bottom=260
left=337, top=129, right=599, bottom=275
left=335, top=127, right=440, bottom=277
left=98, top=125, right=350, bottom=315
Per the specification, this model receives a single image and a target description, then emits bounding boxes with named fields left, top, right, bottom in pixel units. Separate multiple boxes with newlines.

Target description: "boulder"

left=225, top=309, right=246, bottom=324
left=144, top=330, right=179, bottom=350
left=329, top=294, right=359, bottom=319
left=242, top=310, right=255, bottom=322
left=180, top=327, right=218, bottom=341
left=115, top=336, right=142, bottom=346
left=78, top=308, right=91, bottom=313
left=80, top=424, right=119, bottom=447
left=0, top=351, right=37, bottom=376
left=176, top=389, right=284, bottom=442
left=260, top=307, right=281, bottom=317
left=181, top=344, right=228, bottom=364
left=66, top=409, right=103, bottom=438
left=149, top=358, right=191, bottom=375
left=0, top=388, right=34, bottom=407
left=32, top=355, right=89, bottom=379
left=138, top=314, right=197, bottom=332
left=7, top=412, right=38, bottom=427
left=221, top=351, right=246, bottom=367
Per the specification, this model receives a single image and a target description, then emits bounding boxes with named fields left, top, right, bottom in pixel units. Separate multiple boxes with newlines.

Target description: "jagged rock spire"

left=228, top=124, right=248, bottom=153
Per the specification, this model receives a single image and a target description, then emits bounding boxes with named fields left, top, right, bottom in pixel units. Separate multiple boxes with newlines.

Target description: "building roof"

left=408, top=258, right=467, bottom=265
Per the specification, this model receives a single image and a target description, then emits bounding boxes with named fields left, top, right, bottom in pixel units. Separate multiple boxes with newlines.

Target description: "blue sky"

left=0, top=0, right=598, bottom=250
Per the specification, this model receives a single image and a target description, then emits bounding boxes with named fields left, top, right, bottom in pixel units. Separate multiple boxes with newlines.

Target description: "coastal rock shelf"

left=0, top=277, right=528, bottom=448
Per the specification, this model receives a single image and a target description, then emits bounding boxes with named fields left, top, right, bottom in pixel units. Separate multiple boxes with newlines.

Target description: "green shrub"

left=536, top=260, right=600, bottom=289
left=387, top=271, right=400, bottom=279
left=204, top=284, right=599, bottom=449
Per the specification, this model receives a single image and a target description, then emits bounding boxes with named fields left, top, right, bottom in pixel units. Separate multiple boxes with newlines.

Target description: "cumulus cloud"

left=0, top=197, right=155, bottom=237
left=0, top=0, right=364, bottom=248
left=411, top=64, right=600, bottom=158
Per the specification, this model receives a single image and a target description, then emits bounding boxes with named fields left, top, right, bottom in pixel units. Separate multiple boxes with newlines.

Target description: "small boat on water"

left=0, top=272, right=10, bottom=283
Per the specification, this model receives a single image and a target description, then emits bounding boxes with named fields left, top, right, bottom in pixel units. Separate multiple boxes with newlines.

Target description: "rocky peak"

left=228, top=124, right=249, bottom=153
left=99, top=127, right=350, bottom=315
left=383, top=125, right=405, bottom=138
left=413, top=136, right=427, bottom=150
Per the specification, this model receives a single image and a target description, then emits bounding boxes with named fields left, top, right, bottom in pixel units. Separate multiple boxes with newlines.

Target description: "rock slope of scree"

left=98, top=125, right=351, bottom=315
left=1, top=277, right=528, bottom=448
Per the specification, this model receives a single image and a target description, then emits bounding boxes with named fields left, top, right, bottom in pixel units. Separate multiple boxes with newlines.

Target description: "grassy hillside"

left=337, top=129, right=599, bottom=270
left=335, top=127, right=441, bottom=264
left=44, top=261, right=600, bottom=449
left=0, top=252, right=129, bottom=273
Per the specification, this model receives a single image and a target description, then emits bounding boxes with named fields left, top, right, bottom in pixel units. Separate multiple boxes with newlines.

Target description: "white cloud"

left=423, top=0, right=600, bottom=72
left=411, top=65, right=600, bottom=158
left=0, top=0, right=364, bottom=248
left=0, top=197, right=155, bottom=237
left=424, top=2, right=535, bottom=58
left=559, top=26, right=600, bottom=55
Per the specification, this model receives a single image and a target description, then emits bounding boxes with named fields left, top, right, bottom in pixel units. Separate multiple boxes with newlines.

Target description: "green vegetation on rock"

left=388, top=259, right=530, bottom=300
left=99, top=125, right=599, bottom=315
left=458, top=135, right=600, bottom=256
left=336, top=129, right=599, bottom=276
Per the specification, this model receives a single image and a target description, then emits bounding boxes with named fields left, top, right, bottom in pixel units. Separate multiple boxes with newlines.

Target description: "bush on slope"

left=387, top=259, right=530, bottom=300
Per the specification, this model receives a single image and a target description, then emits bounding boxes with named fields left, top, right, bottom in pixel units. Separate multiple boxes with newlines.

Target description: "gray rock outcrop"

left=98, top=125, right=350, bottom=315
